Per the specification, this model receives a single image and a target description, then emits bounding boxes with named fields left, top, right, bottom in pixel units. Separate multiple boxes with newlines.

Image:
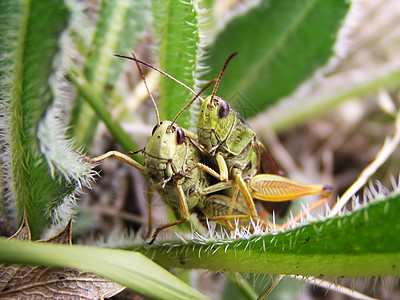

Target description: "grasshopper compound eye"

left=176, top=127, right=185, bottom=145
left=218, top=99, right=230, bottom=118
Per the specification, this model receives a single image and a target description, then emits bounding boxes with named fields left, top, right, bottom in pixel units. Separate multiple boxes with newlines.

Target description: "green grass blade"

left=68, top=68, right=143, bottom=163
left=224, top=273, right=259, bottom=300
left=151, top=0, right=200, bottom=127
left=70, top=0, right=150, bottom=149
left=132, top=193, right=400, bottom=277
left=267, top=67, right=400, bottom=132
left=66, top=0, right=94, bottom=55
left=202, top=0, right=350, bottom=118
left=0, top=240, right=209, bottom=300
left=0, top=0, right=94, bottom=239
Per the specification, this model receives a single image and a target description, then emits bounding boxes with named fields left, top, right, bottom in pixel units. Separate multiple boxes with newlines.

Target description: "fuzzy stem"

left=9, top=0, right=29, bottom=220
left=130, top=193, right=400, bottom=277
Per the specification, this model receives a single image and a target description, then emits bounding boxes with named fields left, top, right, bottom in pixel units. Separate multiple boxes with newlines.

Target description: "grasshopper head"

left=197, top=95, right=235, bottom=153
left=144, top=121, right=187, bottom=183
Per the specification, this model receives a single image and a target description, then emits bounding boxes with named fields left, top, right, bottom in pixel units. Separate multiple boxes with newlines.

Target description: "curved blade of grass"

left=0, top=0, right=95, bottom=238
left=151, top=0, right=200, bottom=127
left=68, top=67, right=143, bottom=163
left=69, top=0, right=150, bottom=149
left=132, top=192, right=400, bottom=277
left=0, top=240, right=209, bottom=300
left=223, top=272, right=259, bottom=300
left=201, top=0, right=351, bottom=118
left=267, top=67, right=400, bottom=132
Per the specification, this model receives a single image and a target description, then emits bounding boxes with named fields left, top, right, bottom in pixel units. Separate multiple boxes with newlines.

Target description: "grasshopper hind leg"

left=281, top=185, right=333, bottom=230
left=250, top=174, right=333, bottom=230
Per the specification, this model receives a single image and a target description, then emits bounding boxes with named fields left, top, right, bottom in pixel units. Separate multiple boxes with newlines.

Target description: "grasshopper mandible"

left=196, top=53, right=333, bottom=225
left=85, top=52, right=260, bottom=243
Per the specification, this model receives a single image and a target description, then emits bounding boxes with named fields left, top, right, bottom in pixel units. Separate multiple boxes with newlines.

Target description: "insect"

left=196, top=53, right=333, bottom=225
left=120, top=52, right=333, bottom=229
left=85, top=52, right=260, bottom=243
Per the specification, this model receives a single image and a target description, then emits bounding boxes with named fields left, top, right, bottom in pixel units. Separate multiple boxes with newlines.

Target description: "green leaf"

left=202, top=0, right=351, bottom=118
left=70, top=0, right=150, bottom=149
left=0, top=240, right=209, bottom=300
left=0, top=0, right=91, bottom=238
left=132, top=193, right=400, bottom=277
left=151, top=0, right=200, bottom=127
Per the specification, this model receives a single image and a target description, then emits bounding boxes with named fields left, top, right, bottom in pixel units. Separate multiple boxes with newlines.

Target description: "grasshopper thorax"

left=144, top=121, right=188, bottom=185
left=197, top=95, right=235, bottom=153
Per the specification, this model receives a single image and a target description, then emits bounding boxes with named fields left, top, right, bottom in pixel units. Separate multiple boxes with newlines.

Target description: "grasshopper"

left=85, top=52, right=261, bottom=243
left=113, top=53, right=332, bottom=231
left=196, top=53, right=333, bottom=225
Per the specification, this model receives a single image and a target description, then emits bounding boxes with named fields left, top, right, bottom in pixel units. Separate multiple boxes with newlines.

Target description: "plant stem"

left=68, top=68, right=143, bottom=164
left=269, top=67, right=400, bottom=132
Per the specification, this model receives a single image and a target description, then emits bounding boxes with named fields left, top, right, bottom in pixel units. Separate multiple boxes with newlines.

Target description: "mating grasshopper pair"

left=86, top=52, right=332, bottom=243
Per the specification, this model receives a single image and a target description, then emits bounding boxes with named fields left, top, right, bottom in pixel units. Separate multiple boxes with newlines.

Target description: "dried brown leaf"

left=9, top=214, right=31, bottom=241
left=37, top=218, right=72, bottom=245
left=0, top=216, right=124, bottom=299
left=0, top=267, right=124, bottom=299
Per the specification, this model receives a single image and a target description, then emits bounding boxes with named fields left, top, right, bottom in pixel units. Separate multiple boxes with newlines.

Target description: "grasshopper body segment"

left=197, top=94, right=293, bottom=218
left=198, top=95, right=282, bottom=180
left=198, top=96, right=255, bottom=156
left=195, top=56, right=332, bottom=221
left=201, top=195, right=247, bottom=218
left=144, top=121, right=207, bottom=210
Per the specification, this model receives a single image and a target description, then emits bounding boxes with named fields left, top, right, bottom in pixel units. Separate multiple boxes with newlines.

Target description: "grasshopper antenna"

left=128, top=51, right=160, bottom=126
left=114, top=54, right=199, bottom=100
left=170, top=79, right=217, bottom=127
left=210, top=52, right=238, bottom=103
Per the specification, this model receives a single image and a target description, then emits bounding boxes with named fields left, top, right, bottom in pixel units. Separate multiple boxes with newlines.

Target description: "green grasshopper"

left=85, top=52, right=260, bottom=243
left=196, top=53, right=333, bottom=225
left=121, top=53, right=333, bottom=229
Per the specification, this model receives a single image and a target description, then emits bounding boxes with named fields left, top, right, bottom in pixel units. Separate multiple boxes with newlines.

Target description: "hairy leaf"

left=0, top=0, right=95, bottom=238
left=151, top=0, right=201, bottom=127
left=202, top=0, right=351, bottom=118
left=133, top=193, right=400, bottom=277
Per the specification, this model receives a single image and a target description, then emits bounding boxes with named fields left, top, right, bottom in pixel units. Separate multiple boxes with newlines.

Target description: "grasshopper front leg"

left=144, top=185, right=155, bottom=239
left=81, top=151, right=157, bottom=235
left=215, top=152, right=229, bottom=182
left=82, top=150, right=144, bottom=173
left=149, top=179, right=190, bottom=244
